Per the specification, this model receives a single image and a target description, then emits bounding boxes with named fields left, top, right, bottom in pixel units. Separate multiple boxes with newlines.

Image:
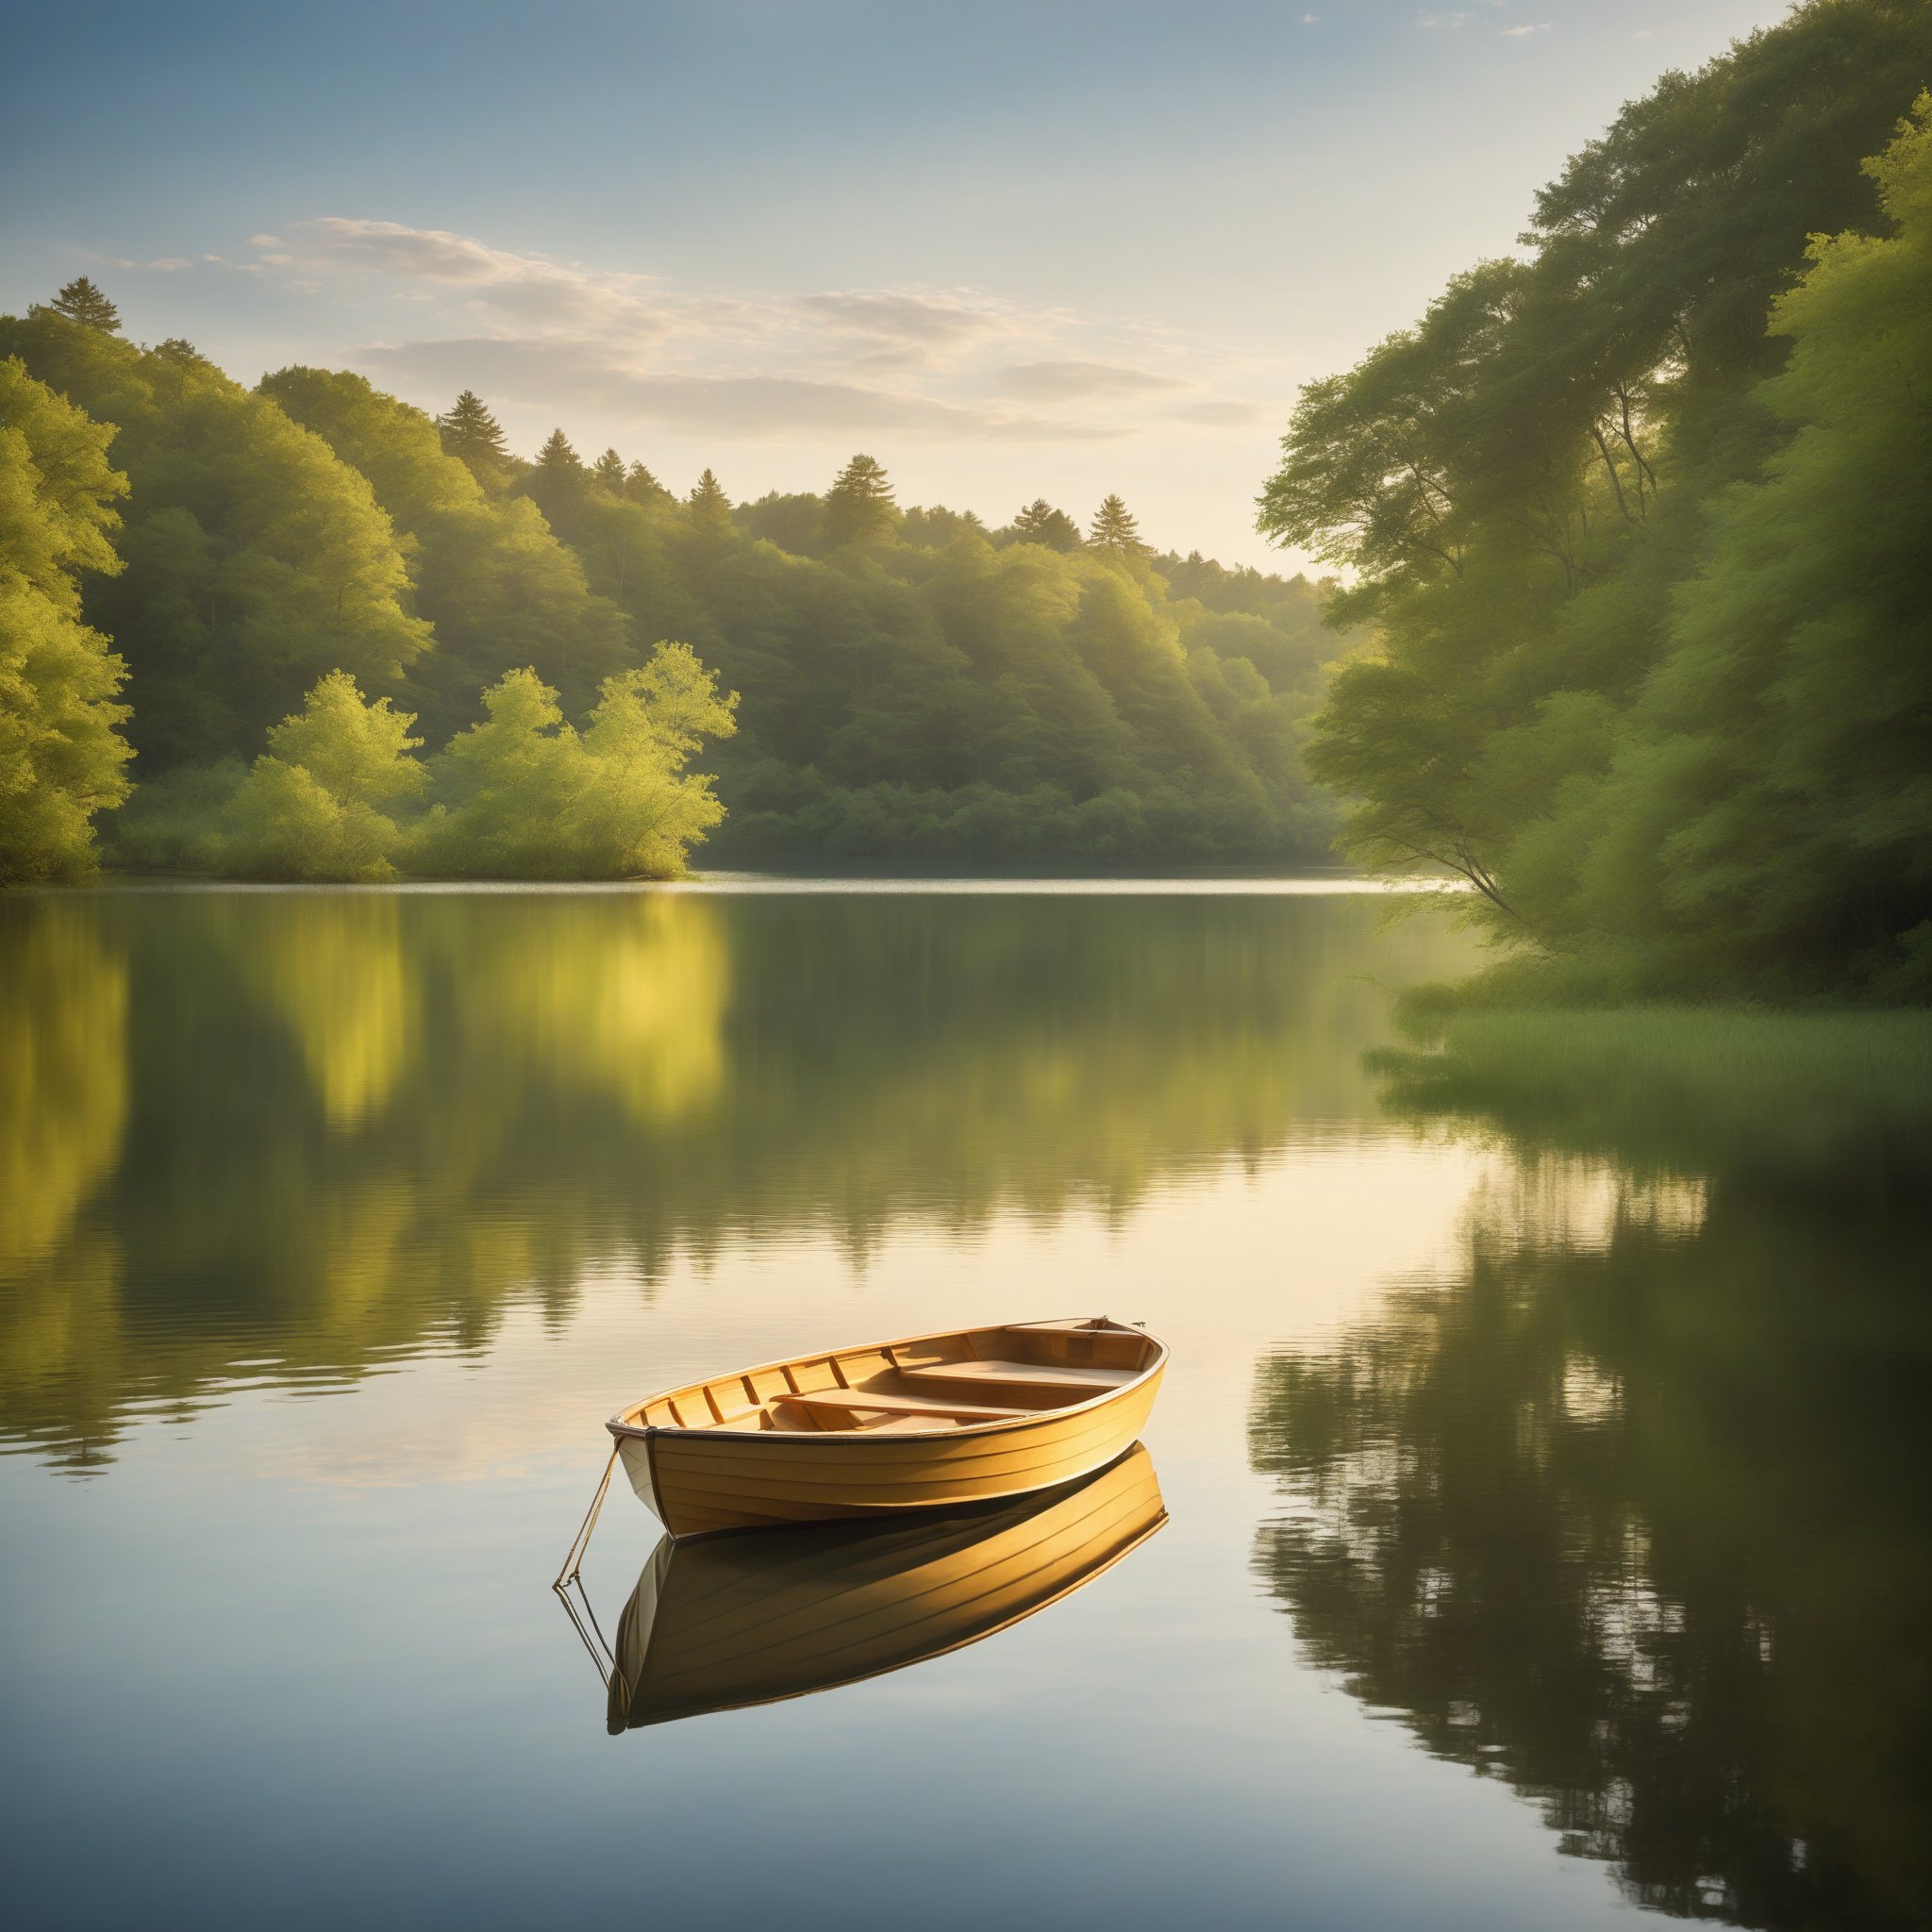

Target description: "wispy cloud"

left=994, top=359, right=1189, bottom=403
left=356, top=338, right=1123, bottom=442
left=796, top=291, right=1026, bottom=350
left=1165, top=398, right=1265, bottom=427
left=238, top=219, right=1273, bottom=450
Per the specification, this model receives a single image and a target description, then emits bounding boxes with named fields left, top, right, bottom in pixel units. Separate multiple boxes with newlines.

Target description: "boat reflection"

left=600, top=1443, right=1165, bottom=1731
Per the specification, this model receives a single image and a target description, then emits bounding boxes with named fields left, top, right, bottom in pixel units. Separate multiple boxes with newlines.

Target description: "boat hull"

left=615, top=1362, right=1162, bottom=1538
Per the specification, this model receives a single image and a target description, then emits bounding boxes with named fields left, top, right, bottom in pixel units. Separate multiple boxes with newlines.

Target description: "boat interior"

left=616, top=1318, right=1160, bottom=1438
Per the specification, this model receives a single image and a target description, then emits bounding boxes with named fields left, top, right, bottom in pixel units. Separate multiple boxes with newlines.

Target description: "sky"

left=2, top=0, right=1795, bottom=569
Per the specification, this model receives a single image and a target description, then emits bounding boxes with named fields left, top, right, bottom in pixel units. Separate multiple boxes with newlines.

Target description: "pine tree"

left=45, top=277, right=121, bottom=334
left=822, top=452, right=897, bottom=547
left=437, top=390, right=510, bottom=479
left=1088, top=494, right=1146, bottom=554
left=1011, top=499, right=1083, bottom=552
left=688, top=468, right=731, bottom=524
left=591, top=447, right=626, bottom=492
left=625, top=459, right=671, bottom=504
left=535, top=428, right=584, bottom=477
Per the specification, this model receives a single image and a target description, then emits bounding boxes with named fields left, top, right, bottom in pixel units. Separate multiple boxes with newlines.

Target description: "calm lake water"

left=1, top=883, right=1925, bottom=1930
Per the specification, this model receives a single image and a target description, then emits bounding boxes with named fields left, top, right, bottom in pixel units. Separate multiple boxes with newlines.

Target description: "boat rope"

left=554, top=1573, right=615, bottom=1689
left=552, top=1442, right=620, bottom=1591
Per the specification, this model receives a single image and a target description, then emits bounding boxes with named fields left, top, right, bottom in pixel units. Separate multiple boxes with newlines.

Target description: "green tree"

left=1557, top=94, right=1932, bottom=996
left=412, top=645, right=736, bottom=878
left=575, top=642, right=740, bottom=874
left=437, top=390, right=510, bottom=486
left=534, top=428, right=583, bottom=478
left=44, top=277, right=120, bottom=334
left=822, top=453, right=897, bottom=548
left=1088, top=493, right=1146, bottom=555
left=625, top=459, right=671, bottom=504
left=0, top=308, right=429, bottom=769
left=223, top=671, right=425, bottom=881
left=1009, top=499, right=1083, bottom=551
left=259, top=366, right=631, bottom=741
left=591, top=447, right=626, bottom=493
left=1264, top=0, right=1932, bottom=991
left=0, top=358, right=133, bottom=881
left=688, top=468, right=732, bottom=525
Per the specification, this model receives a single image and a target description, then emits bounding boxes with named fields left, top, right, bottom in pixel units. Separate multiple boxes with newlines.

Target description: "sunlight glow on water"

left=0, top=884, right=1923, bottom=1931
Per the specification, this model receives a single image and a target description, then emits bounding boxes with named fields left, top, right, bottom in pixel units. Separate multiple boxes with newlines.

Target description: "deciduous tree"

left=0, top=358, right=132, bottom=880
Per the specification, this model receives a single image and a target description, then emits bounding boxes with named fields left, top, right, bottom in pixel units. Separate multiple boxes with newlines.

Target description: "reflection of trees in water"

left=0, top=908, right=127, bottom=1464
left=0, top=889, right=1464, bottom=1466
left=1251, top=1108, right=1932, bottom=1925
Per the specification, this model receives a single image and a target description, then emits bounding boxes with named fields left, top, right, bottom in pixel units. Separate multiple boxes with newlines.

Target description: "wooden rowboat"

left=607, top=1315, right=1166, bottom=1538
left=607, top=1444, right=1166, bottom=1729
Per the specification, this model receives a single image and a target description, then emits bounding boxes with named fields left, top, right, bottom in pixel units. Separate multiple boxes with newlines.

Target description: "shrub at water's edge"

left=409, top=646, right=737, bottom=880
left=108, top=647, right=738, bottom=882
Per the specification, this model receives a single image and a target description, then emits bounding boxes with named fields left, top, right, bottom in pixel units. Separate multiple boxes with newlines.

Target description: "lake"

left=1, top=882, right=1925, bottom=1930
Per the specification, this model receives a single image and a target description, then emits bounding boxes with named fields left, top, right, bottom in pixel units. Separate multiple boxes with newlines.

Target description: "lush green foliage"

left=0, top=309, right=430, bottom=770
left=258, top=366, right=629, bottom=742
left=113, top=646, right=736, bottom=882
left=4, top=291, right=1344, bottom=878
left=1264, top=0, right=1932, bottom=998
left=0, top=888, right=1460, bottom=1464
left=412, top=646, right=737, bottom=879
left=0, top=358, right=132, bottom=881
left=222, top=671, right=425, bottom=881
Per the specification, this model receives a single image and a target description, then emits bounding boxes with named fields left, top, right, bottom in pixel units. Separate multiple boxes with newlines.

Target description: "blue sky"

left=3, top=0, right=1792, bottom=566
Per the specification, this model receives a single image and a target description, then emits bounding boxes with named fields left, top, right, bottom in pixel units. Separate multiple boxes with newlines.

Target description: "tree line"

left=0, top=286, right=1345, bottom=882
left=1264, top=0, right=1932, bottom=1002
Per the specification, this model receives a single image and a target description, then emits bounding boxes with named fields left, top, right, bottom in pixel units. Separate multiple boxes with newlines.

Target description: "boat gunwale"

left=606, top=1317, right=1167, bottom=1448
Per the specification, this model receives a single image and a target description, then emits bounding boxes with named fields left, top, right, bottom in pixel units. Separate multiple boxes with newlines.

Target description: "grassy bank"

left=1374, top=1006, right=1932, bottom=1195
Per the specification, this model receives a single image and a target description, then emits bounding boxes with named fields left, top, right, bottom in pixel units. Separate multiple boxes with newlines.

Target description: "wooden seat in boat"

left=895, top=1357, right=1135, bottom=1395
left=774, top=1389, right=1026, bottom=1424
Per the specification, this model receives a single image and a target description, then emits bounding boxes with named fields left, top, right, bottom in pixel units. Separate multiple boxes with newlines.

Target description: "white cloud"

left=1500, top=22, right=1549, bottom=35
left=293, top=217, right=673, bottom=341
left=1165, top=398, right=1265, bottom=427
left=356, top=337, right=1121, bottom=443
left=250, top=215, right=1276, bottom=454
left=994, top=359, right=1189, bottom=402
left=796, top=290, right=1025, bottom=350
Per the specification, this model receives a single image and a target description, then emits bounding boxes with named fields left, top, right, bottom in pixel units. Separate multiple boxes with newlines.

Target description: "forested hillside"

left=0, top=295, right=1345, bottom=881
left=1264, top=0, right=1932, bottom=1001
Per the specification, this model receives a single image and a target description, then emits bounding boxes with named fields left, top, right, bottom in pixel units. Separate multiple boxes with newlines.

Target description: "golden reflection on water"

left=595, top=1443, right=1167, bottom=1731
left=2, top=885, right=1927, bottom=1931
left=0, top=885, right=1474, bottom=1467
left=0, top=906, right=126, bottom=1273
left=238, top=894, right=416, bottom=1130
